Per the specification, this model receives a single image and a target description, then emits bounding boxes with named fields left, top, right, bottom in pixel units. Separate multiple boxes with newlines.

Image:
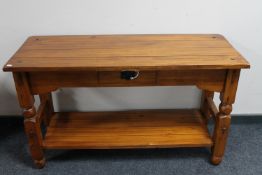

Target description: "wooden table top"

left=3, top=34, right=250, bottom=72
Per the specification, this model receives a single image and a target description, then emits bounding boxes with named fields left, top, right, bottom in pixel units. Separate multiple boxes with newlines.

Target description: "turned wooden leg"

left=13, top=73, right=45, bottom=168
left=200, top=90, right=214, bottom=124
left=24, top=106, right=45, bottom=168
left=39, top=93, right=54, bottom=126
left=211, top=103, right=232, bottom=165
left=211, top=70, right=241, bottom=165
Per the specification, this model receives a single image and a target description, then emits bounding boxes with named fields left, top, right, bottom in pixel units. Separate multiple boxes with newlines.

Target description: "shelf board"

left=43, top=110, right=212, bottom=149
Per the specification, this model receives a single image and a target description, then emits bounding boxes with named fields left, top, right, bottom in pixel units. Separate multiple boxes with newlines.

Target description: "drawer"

left=99, top=70, right=156, bottom=86
left=28, top=71, right=98, bottom=94
left=157, top=69, right=227, bottom=92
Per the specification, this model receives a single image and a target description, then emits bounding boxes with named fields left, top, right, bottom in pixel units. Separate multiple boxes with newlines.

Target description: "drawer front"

left=99, top=70, right=156, bottom=86
left=28, top=71, right=98, bottom=94
left=27, top=69, right=226, bottom=94
left=157, top=69, right=227, bottom=92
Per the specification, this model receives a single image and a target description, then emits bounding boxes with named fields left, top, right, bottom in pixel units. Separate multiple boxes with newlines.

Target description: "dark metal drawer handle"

left=120, top=70, right=140, bottom=80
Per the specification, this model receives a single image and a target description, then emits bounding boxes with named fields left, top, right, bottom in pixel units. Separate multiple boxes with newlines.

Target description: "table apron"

left=26, top=69, right=227, bottom=94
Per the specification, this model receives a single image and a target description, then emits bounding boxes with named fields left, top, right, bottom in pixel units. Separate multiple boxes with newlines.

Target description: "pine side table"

left=3, top=34, right=250, bottom=168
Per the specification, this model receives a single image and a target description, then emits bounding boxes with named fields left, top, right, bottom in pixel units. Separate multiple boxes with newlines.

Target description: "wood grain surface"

left=3, top=34, right=250, bottom=72
left=4, top=34, right=250, bottom=167
left=43, top=110, right=212, bottom=149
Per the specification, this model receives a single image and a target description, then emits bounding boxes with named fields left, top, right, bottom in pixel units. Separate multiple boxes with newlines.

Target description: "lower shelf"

left=43, top=110, right=212, bottom=149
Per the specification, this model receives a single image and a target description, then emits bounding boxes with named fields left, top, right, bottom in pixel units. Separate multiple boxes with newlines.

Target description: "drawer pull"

left=120, top=70, right=140, bottom=80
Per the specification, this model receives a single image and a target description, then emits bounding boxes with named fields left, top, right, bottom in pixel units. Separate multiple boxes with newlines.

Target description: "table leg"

left=13, top=73, right=45, bottom=168
left=200, top=90, right=214, bottom=124
left=39, top=93, right=54, bottom=126
left=211, top=70, right=240, bottom=165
